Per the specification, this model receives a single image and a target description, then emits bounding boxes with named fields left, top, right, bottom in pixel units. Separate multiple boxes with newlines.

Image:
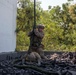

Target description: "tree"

left=16, top=0, right=76, bottom=51
left=16, top=0, right=43, bottom=51
left=49, top=0, right=76, bottom=51
left=16, top=0, right=42, bottom=32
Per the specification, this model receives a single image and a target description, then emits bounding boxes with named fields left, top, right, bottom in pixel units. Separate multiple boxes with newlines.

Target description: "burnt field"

left=0, top=52, right=76, bottom=75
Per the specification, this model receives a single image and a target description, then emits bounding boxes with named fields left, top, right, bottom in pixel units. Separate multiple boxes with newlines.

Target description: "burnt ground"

left=0, top=52, right=76, bottom=75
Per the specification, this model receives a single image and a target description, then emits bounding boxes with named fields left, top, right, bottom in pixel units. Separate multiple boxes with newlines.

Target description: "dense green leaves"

left=16, top=0, right=76, bottom=52
left=16, top=31, right=29, bottom=51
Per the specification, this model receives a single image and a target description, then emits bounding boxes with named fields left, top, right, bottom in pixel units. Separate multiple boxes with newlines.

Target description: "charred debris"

left=0, top=52, right=76, bottom=75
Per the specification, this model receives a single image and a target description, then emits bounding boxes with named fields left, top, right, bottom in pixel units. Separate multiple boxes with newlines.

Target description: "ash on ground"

left=0, top=52, right=76, bottom=75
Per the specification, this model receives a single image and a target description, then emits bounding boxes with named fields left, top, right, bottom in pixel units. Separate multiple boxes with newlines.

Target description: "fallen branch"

left=12, top=59, right=59, bottom=75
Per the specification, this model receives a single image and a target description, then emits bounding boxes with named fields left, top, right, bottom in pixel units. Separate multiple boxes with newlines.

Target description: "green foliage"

left=46, top=1, right=76, bottom=51
left=16, top=0, right=76, bottom=52
left=16, top=31, right=29, bottom=51
left=16, top=0, right=42, bottom=32
left=16, top=0, right=42, bottom=51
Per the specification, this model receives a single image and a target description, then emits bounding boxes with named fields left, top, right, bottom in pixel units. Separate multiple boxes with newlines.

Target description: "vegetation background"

left=16, top=0, right=76, bottom=52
